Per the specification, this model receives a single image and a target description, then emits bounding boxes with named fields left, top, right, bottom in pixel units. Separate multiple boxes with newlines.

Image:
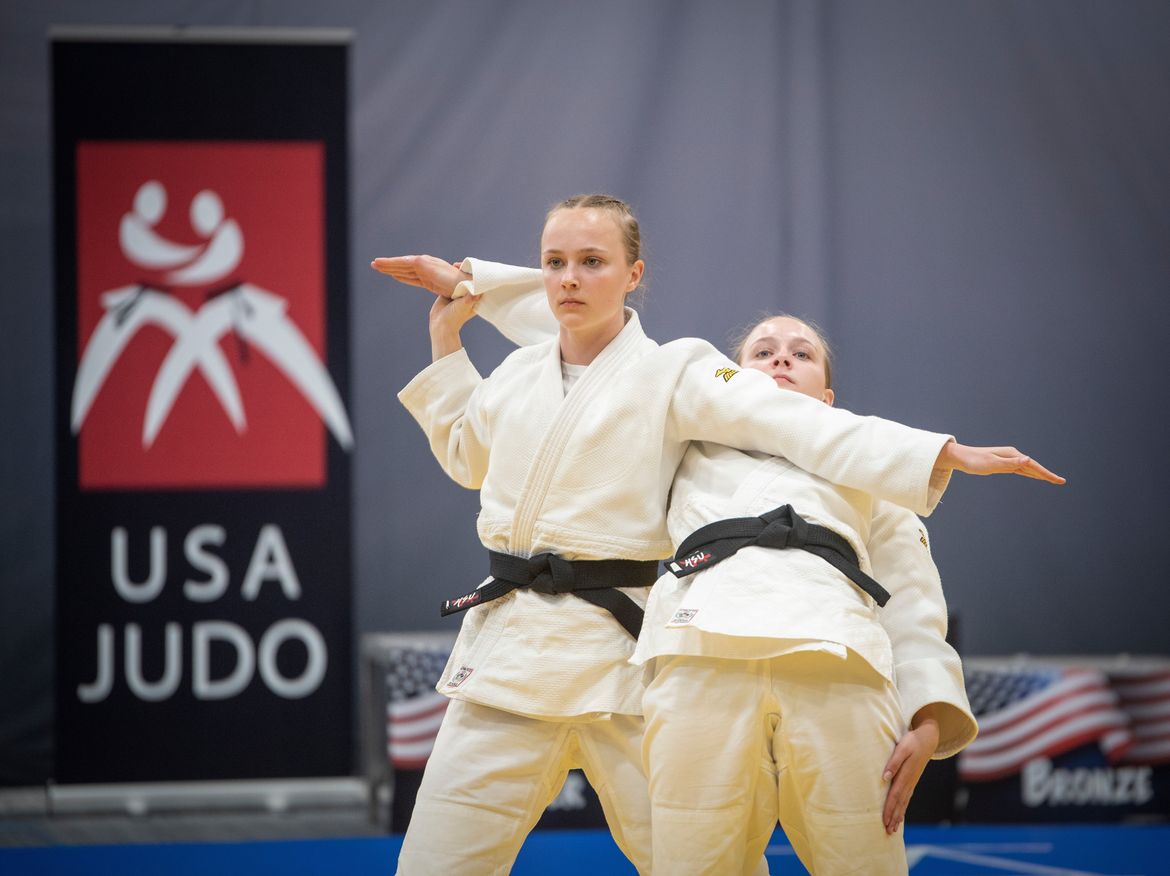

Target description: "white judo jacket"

left=398, top=261, right=953, bottom=722
left=644, top=443, right=977, bottom=757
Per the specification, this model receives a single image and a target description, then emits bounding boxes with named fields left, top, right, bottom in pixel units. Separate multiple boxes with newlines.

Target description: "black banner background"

left=53, top=33, right=352, bottom=783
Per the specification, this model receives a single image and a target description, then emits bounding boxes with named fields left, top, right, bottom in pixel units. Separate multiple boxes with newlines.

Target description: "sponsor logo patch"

left=715, top=367, right=738, bottom=382
left=670, top=608, right=699, bottom=624
left=446, top=666, right=474, bottom=688
left=445, top=592, right=482, bottom=612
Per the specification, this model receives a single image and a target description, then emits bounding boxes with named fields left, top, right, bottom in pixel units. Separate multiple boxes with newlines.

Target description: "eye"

left=584, top=256, right=602, bottom=267
left=794, top=350, right=810, bottom=360
left=545, top=256, right=564, bottom=269
left=753, top=348, right=773, bottom=359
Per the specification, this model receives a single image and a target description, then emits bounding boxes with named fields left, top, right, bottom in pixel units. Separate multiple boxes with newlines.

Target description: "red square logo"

left=73, top=141, right=349, bottom=490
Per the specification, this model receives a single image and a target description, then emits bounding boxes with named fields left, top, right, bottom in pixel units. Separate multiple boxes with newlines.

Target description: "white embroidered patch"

left=670, top=608, right=699, bottom=624
left=446, top=666, right=474, bottom=688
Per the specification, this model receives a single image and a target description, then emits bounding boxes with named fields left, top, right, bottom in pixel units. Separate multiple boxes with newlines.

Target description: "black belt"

left=441, top=551, right=660, bottom=638
left=668, top=504, right=890, bottom=606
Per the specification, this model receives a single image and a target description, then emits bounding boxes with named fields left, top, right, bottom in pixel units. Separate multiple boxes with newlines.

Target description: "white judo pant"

left=643, top=650, right=908, bottom=876
left=395, top=698, right=652, bottom=875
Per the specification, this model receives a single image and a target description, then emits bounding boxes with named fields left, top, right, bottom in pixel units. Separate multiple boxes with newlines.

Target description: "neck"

left=558, top=311, right=627, bottom=365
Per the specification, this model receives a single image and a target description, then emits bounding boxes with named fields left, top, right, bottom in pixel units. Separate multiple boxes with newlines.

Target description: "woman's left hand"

left=937, top=442, right=1065, bottom=484
left=881, top=708, right=940, bottom=834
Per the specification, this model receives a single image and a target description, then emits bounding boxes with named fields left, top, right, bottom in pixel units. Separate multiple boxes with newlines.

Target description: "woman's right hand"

left=371, top=254, right=466, bottom=299
left=428, top=292, right=481, bottom=361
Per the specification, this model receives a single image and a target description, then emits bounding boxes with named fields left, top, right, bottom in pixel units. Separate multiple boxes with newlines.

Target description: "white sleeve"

left=668, top=343, right=954, bottom=515
left=397, top=348, right=492, bottom=489
left=869, top=501, right=978, bottom=758
left=455, top=257, right=558, bottom=347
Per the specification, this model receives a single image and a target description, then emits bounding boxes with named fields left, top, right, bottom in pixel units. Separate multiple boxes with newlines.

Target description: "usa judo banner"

left=52, top=29, right=352, bottom=782
left=958, top=659, right=1170, bottom=821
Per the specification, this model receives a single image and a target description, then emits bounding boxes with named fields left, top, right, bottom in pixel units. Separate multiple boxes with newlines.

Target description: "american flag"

left=959, top=667, right=1131, bottom=782
left=1110, top=669, right=1170, bottom=766
left=385, top=645, right=451, bottom=770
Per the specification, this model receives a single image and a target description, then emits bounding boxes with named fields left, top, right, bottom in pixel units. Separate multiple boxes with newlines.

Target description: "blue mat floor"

left=4, top=824, right=1169, bottom=875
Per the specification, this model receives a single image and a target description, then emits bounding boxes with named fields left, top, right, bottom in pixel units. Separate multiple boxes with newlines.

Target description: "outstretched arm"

left=377, top=259, right=1067, bottom=489
left=372, top=255, right=557, bottom=346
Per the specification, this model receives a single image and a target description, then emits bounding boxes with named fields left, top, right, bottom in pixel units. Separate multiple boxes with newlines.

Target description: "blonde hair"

left=730, top=312, right=835, bottom=389
left=546, top=194, right=643, bottom=271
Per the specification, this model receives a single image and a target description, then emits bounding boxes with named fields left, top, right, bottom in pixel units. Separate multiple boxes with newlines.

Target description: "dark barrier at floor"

left=362, top=635, right=1170, bottom=831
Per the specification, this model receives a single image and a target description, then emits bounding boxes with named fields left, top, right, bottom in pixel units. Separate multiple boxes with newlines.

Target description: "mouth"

left=559, top=298, right=586, bottom=307
left=773, top=374, right=794, bottom=385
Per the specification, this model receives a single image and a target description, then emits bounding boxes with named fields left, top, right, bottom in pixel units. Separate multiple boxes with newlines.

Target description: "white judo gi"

left=635, top=445, right=978, bottom=875
left=463, top=260, right=979, bottom=874
left=395, top=263, right=953, bottom=875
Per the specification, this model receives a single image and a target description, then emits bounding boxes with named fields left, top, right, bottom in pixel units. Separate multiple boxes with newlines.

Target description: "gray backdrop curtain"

left=2, top=0, right=1168, bottom=784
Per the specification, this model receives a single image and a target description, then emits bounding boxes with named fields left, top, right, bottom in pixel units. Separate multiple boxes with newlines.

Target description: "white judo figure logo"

left=71, top=180, right=353, bottom=450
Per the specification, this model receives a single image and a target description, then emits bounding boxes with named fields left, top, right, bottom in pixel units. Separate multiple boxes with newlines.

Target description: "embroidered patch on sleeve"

left=919, top=528, right=930, bottom=550
left=670, top=608, right=699, bottom=625
left=715, top=367, right=738, bottom=382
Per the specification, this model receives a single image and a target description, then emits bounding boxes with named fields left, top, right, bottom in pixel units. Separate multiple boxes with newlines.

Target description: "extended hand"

left=938, top=443, right=1065, bottom=484
left=371, top=255, right=466, bottom=299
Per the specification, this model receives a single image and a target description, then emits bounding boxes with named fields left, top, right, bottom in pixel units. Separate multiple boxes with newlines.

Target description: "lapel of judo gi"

left=508, top=310, right=646, bottom=556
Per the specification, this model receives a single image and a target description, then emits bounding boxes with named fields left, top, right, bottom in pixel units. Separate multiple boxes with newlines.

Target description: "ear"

left=625, top=259, right=645, bottom=292
left=822, top=388, right=835, bottom=406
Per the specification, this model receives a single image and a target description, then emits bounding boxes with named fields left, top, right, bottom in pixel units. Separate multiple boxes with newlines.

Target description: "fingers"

left=883, top=772, right=909, bottom=834
left=882, top=743, right=908, bottom=783
left=881, top=741, right=910, bottom=832
left=1019, top=456, right=1066, bottom=484
left=430, top=291, right=480, bottom=324
left=991, top=447, right=1066, bottom=484
left=371, top=254, right=465, bottom=300
left=370, top=256, right=423, bottom=284
left=370, top=256, right=412, bottom=271
left=885, top=760, right=926, bottom=833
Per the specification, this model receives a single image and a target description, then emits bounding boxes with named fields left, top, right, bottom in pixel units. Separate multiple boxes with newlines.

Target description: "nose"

left=773, top=354, right=790, bottom=368
left=561, top=268, right=579, bottom=289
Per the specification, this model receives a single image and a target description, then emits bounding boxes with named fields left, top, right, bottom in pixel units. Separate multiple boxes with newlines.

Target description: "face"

left=739, top=316, right=835, bottom=405
left=541, top=207, right=644, bottom=343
